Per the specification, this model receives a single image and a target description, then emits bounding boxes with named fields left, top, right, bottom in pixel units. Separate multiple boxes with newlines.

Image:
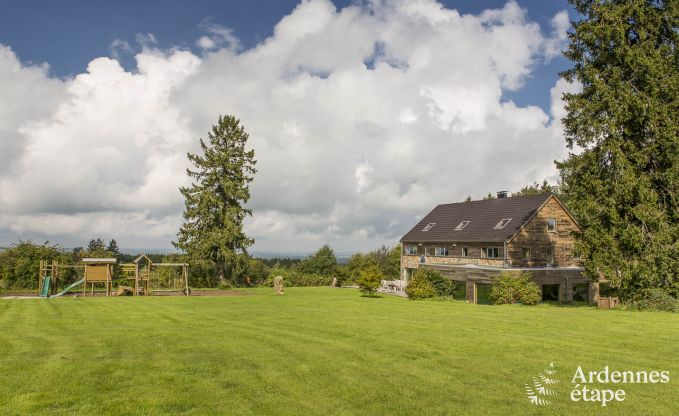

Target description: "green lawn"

left=0, top=288, right=677, bottom=415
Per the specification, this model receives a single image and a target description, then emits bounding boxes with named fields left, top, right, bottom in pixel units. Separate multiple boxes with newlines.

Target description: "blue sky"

left=0, top=0, right=572, bottom=113
left=0, top=0, right=579, bottom=253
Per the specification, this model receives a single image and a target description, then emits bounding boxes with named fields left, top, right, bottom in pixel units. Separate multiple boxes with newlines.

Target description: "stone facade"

left=507, top=197, right=581, bottom=267
left=401, top=254, right=504, bottom=275
left=400, top=196, right=595, bottom=304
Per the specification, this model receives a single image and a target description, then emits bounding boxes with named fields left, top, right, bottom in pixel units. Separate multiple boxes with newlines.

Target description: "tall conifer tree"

left=175, top=115, right=257, bottom=283
left=557, top=0, right=678, bottom=297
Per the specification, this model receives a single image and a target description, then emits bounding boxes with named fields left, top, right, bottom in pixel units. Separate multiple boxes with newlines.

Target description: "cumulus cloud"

left=196, top=23, right=240, bottom=52
left=0, top=0, right=574, bottom=252
left=544, top=9, right=570, bottom=60
left=0, top=45, right=65, bottom=175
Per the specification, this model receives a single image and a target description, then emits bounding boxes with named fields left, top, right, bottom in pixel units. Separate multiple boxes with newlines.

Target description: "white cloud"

left=0, top=45, right=65, bottom=175
left=109, top=39, right=134, bottom=61
left=135, top=33, right=158, bottom=47
left=0, top=0, right=574, bottom=253
left=544, top=9, right=570, bottom=60
left=196, top=23, right=240, bottom=52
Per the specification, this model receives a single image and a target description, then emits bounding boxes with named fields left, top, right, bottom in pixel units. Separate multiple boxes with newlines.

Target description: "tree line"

left=0, top=239, right=401, bottom=292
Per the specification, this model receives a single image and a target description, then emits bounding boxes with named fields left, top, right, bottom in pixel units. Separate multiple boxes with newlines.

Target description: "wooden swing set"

left=120, top=255, right=190, bottom=296
left=38, top=255, right=189, bottom=297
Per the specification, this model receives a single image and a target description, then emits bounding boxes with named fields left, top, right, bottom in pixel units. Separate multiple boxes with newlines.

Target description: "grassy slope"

left=0, top=288, right=676, bottom=415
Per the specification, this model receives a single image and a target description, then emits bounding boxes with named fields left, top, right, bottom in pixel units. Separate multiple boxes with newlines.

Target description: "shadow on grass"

left=360, top=293, right=384, bottom=298
left=540, top=300, right=596, bottom=309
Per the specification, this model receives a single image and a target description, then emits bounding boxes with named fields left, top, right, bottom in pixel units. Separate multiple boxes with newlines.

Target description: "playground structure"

left=38, top=255, right=190, bottom=297
left=39, top=260, right=85, bottom=298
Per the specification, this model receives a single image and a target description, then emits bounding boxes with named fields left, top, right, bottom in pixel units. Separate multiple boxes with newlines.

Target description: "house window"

left=461, top=247, right=468, bottom=257
left=435, top=246, right=448, bottom=256
left=547, top=218, right=557, bottom=232
left=521, top=248, right=531, bottom=260
left=422, top=222, right=436, bottom=231
left=405, top=245, right=417, bottom=255
left=425, top=246, right=433, bottom=256
left=494, top=218, right=512, bottom=229
left=455, top=221, right=470, bottom=230
left=482, top=247, right=500, bottom=258
left=546, top=246, right=554, bottom=265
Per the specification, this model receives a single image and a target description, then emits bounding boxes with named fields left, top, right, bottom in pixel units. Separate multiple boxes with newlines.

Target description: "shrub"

left=423, top=269, right=456, bottom=297
left=218, top=280, right=234, bottom=290
left=490, top=272, right=540, bottom=305
left=357, top=265, right=383, bottom=296
left=624, top=288, right=679, bottom=312
left=266, top=268, right=333, bottom=287
left=405, top=269, right=438, bottom=299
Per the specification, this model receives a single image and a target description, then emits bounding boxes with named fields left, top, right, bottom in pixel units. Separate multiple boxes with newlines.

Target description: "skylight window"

left=422, top=222, right=436, bottom=231
left=494, top=218, right=512, bottom=229
left=455, top=221, right=470, bottom=230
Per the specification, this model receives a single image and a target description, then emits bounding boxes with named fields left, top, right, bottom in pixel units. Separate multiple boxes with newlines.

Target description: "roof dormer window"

left=494, top=218, right=512, bottom=229
left=455, top=221, right=470, bottom=230
left=422, top=222, right=436, bottom=231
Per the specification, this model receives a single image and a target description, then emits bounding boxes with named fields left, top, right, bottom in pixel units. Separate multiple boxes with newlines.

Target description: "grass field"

left=0, top=288, right=677, bottom=415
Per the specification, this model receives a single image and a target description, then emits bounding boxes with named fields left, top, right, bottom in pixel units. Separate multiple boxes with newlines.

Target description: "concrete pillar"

left=466, top=280, right=475, bottom=303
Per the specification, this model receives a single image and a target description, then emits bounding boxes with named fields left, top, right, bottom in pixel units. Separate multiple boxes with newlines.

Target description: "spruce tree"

left=174, top=115, right=257, bottom=283
left=557, top=0, right=678, bottom=297
left=106, top=239, right=120, bottom=257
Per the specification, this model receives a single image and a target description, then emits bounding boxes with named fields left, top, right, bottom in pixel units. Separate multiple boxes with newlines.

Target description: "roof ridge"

left=438, top=192, right=552, bottom=207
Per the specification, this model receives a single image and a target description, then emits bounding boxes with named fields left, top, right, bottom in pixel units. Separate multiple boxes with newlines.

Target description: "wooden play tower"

left=38, top=256, right=190, bottom=297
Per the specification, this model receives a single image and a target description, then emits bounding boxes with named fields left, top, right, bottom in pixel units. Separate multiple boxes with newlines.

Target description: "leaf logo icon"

left=525, top=363, right=559, bottom=406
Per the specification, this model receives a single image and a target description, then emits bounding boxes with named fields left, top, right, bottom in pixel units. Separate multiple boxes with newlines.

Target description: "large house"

left=399, top=192, right=599, bottom=304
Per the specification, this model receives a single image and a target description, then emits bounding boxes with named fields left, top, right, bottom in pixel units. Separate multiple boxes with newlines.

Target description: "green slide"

left=52, top=278, right=85, bottom=298
left=40, top=276, right=51, bottom=297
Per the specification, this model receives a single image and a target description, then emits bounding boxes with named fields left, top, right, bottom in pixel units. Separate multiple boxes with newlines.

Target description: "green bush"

left=624, top=288, right=678, bottom=312
left=218, top=280, right=234, bottom=290
left=424, top=270, right=456, bottom=297
left=0, top=241, right=75, bottom=289
left=266, top=268, right=333, bottom=287
left=489, top=272, right=540, bottom=305
left=405, top=269, right=439, bottom=299
left=357, top=265, right=383, bottom=296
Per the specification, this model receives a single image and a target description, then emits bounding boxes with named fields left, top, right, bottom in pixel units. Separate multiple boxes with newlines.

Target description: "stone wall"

left=399, top=254, right=504, bottom=280
left=507, top=197, right=582, bottom=267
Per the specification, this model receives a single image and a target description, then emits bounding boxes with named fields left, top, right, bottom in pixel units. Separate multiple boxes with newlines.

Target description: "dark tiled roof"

left=400, top=193, right=553, bottom=243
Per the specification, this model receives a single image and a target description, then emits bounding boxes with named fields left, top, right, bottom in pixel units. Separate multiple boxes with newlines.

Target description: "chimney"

left=497, top=191, right=508, bottom=198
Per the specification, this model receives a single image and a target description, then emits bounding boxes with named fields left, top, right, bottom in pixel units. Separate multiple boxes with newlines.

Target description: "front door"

left=475, top=283, right=492, bottom=305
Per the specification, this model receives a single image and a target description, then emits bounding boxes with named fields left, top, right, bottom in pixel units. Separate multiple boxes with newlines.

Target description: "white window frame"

left=494, top=218, right=512, bottom=229
left=435, top=246, right=448, bottom=256
left=482, top=247, right=500, bottom=259
left=422, top=222, right=436, bottom=231
left=461, top=247, right=468, bottom=257
left=405, top=245, right=417, bottom=255
left=547, top=218, right=557, bottom=232
left=455, top=220, right=470, bottom=230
